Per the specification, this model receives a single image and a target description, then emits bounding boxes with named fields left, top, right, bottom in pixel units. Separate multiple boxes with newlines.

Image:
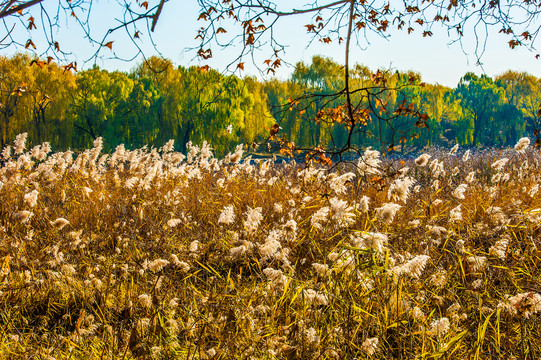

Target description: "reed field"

left=0, top=134, right=540, bottom=359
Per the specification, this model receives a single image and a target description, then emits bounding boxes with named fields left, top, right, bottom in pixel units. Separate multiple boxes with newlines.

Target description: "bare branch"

left=0, top=0, right=43, bottom=19
left=151, top=0, right=166, bottom=32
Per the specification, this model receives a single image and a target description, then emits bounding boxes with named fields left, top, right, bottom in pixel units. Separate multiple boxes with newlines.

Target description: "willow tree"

left=2, top=0, right=541, bottom=157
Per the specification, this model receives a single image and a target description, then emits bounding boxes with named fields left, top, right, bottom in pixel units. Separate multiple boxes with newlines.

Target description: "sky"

left=3, top=0, right=541, bottom=88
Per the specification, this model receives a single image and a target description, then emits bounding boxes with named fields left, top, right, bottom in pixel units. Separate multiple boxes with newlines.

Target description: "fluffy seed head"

left=361, top=337, right=379, bottom=355
left=415, top=153, right=431, bottom=166
left=51, top=218, right=70, bottom=230
left=13, top=211, right=33, bottom=223
left=375, top=203, right=402, bottom=224
left=514, top=137, right=530, bottom=154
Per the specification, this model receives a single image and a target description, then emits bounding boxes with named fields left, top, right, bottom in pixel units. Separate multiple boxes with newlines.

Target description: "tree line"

left=1, top=53, right=540, bottom=155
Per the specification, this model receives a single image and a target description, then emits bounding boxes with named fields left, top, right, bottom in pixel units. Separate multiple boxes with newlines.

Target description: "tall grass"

left=0, top=134, right=540, bottom=359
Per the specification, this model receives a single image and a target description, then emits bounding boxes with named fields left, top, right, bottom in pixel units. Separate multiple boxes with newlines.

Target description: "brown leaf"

left=54, top=41, right=60, bottom=51
left=269, top=123, right=281, bottom=137
left=237, top=62, right=244, bottom=70
left=104, top=41, right=114, bottom=50
left=508, top=40, right=520, bottom=49
left=305, top=24, right=316, bottom=32
left=197, top=48, right=212, bottom=59
left=217, top=27, right=227, bottom=34
left=141, top=1, right=148, bottom=9
left=134, top=31, right=140, bottom=38
left=30, top=60, right=45, bottom=68
left=25, top=39, right=36, bottom=49
left=28, top=17, right=36, bottom=30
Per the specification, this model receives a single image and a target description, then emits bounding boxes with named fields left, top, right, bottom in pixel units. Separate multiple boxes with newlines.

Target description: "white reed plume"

left=462, top=149, right=470, bottom=162
left=428, top=317, right=450, bottom=338
left=489, top=235, right=509, bottom=261
left=188, top=240, right=199, bottom=253
left=415, top=153, right=431, bottom=166
left=218, top=205, right=236, bottom=225
left=1, top=145, right=11, bottom=159
left=387, top=176, right=414, bottom=203
left=528, top=184, right=538, bottom=198
left=302, top=288, right=329, bottom=306
left=449, top=205, right=463, bottom=222
left=498, top=292, right=541, bottom=319
left=466, top=255, right=487, bottom=272
left=263, top=267, right=287, bottom=289
left=329, top=197, right=356, bottom=228
left=162, top=139, right=175, bottom=153
left=138, top=294, right=152, bottom=309
left=357, top=147, right=381, bottom=176
left=14, top=133, right=28, bottom=155
left=452, top=184, right=468, bottom=200
left=391, top=254, right=430, bottom=279
left=361, top=337, right=379, bottom=356
left=82, top=187, right=93, bottom=198
left=13, top=211, right=33, bottom=223
left=311, top=206, right=329, bottom=230
left=259, top=229, right=282, bottom=258
left=199, top=141, right=213, bottom=162
left=244, top=206, right=263, bottom=233
left=491, top=158, right=509, bottom=172
left=350, top=232, right=388, bottom=253
left=24, top=190, right=39, bottom=208
left=449, top=144, right=459, bottom=155
left=51, top=218, right=70, bottom=230
left=514, top=137, right=530, bottom=154
left=148, top=259, right=169, bottom=272
left=311, top=263, right=329, bottom=276
left=359, top=195, right=370, bottom=213
left=170, top=255, right=190, bottom=272
left=374, top=203, right=402, bottom=224
left=329, top=172, right=355, bottom=195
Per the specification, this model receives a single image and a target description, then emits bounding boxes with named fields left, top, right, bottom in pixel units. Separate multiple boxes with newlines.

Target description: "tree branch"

left=0, top=0, right=44, bottom=20
left=344, top=0, right=355, bottom=149
left=151, top=0, right=166, bottom=32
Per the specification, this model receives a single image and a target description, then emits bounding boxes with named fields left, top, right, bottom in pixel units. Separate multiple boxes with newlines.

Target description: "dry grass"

left=0, top=135, right=540, bottom=359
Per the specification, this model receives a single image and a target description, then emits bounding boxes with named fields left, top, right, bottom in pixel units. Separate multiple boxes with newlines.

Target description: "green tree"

left=496, top=71, right=540, bottom=141
left=69, top=67, right=133, bottom=148
left=455, top=73, right=505, bottom=145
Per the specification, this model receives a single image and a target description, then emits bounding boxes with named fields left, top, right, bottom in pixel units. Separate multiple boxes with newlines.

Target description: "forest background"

left=1, top=53, right=540, bottom=156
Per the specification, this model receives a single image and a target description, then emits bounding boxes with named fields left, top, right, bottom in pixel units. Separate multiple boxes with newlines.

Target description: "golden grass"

left=0, top=139, right=540, bottom=359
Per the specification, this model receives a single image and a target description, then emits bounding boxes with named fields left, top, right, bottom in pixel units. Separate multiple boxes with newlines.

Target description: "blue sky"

left=4, top=0, right=541, bottom=87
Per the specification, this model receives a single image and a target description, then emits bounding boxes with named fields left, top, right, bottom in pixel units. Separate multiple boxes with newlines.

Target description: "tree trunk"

left=472, top=114, right=479, bottom=145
